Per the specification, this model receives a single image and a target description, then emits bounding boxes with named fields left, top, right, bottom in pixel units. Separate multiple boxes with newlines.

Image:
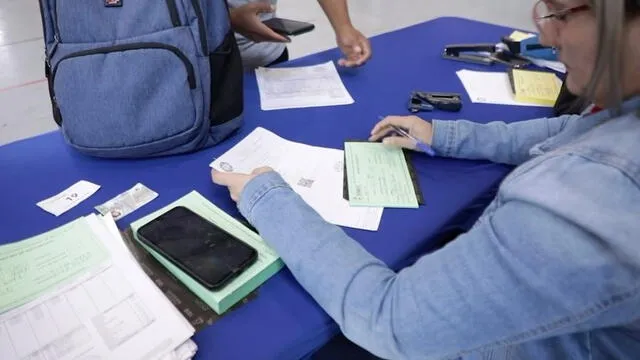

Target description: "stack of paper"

left=210, top=127, right=383, bottom=231
left=255, top=61, right=354, bottom=110
left=456, top=69, right=558, bottom=107
left=0, top=215, right=196, bottom=360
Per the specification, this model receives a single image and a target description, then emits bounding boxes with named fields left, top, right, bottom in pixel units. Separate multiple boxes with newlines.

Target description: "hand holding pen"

left=369, top=115, right=436, bottom=156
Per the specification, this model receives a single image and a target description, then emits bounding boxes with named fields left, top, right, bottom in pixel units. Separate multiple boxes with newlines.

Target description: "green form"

left=0, top=219, right=110, bottom=312
left=130, top=191, right=283, bottom=314
left=345, top=142, right=419, bottom=208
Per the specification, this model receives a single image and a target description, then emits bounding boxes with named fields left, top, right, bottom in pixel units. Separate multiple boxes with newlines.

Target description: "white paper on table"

left=456, top=69, right=554, bottom=107
left=255, top=61, right=354, bottom=111
left=36, top=180, right=101, bottom=216
left=525, top=56, right=567, bottom=74
left=158, top=340, right=198, bottom=360
left=210, top=127, right=383, bottom=231
left=0, top=215, right=195, bottom=360
left=93, top=214, right=198, bottom=360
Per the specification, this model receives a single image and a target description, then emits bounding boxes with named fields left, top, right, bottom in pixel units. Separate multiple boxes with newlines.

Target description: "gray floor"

left=0, top=0, right=535, bottom=145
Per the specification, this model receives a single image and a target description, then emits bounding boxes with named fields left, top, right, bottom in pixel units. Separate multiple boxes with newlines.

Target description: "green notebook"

left=130, top=191, right=283, bottom=314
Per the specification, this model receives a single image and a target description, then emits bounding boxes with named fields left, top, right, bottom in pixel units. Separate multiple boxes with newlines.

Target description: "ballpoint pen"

left=388, top=124, right=436, bottom=156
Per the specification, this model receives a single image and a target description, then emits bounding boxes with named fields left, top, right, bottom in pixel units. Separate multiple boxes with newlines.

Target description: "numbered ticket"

left=36, top=180, right=101, bottom=216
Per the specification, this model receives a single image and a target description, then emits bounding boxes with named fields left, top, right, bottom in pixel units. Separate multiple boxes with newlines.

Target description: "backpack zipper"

left=189, top=0, right=209, bottom=54
left=51, top=42, right=197, bottom=89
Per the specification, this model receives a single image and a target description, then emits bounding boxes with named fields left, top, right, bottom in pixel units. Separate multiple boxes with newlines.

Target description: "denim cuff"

left=431, top=119, right=457, bottom=157
left=238, top=171, right=291, bottom=222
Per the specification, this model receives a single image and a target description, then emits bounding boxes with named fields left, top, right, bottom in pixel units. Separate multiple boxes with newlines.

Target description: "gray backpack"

left=38, top=0, right=244, bottom=158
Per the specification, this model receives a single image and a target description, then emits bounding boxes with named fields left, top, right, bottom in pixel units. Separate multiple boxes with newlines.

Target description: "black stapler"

left=409, top=91, right=462, bottom=113
left=443, top=43, right=531, bottom=68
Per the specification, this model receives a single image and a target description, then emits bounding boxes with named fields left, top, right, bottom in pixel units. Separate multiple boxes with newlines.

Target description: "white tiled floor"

left=0, top=0, right=535, bottom=145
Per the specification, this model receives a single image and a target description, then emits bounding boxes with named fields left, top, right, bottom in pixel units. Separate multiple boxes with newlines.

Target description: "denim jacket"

left=237, top=97, right=640, bottom=360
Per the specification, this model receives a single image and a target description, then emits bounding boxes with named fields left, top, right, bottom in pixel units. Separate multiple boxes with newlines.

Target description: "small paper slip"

left=255, top=61, right=354, bottom=110
left=95, top=183, right=158, bottom=220
left=508, top=30, right=535, bottom=42
left=36, top=180, right=100, bottom=216
left=508, top=68, right=562, bottom=106
left=456, top=69, right=556, bottom=107
left=210, top=127, right=383, bottom=231
left=345, top=142, right=419, bottom=208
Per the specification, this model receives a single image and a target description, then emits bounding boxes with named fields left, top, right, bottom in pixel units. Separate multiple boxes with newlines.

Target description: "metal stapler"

left=409, top=91, right=462, bottom=113
left=443, top=43, right=531, bottom=68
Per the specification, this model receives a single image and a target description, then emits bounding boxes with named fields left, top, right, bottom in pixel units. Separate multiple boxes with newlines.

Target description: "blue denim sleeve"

left=238, top=162, right=640, bottom=359
left=430, top=114, right=580, bottom=165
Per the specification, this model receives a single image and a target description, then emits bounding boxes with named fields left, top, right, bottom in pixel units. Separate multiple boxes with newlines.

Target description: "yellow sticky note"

left=509, top=30, right=535, bottom=42
left=509, top=69, right=562, bottom=106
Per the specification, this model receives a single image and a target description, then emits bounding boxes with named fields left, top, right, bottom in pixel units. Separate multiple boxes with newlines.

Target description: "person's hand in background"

left=369, top=115, right=433, bottom=150
left=335, top=26, right=371, bottom=67
left=229, top=2, right=290, bottom=43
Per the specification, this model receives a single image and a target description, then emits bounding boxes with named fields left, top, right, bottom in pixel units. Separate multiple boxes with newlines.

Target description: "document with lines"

left=0, top=215, right=194, bottom=360
left=255, top=61, right=354, bottom=110
left=210, top=127, right=383, bottom=231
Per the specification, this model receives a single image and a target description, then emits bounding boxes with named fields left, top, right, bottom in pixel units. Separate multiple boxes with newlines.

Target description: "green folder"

left=130, top=191, right=283, bottom=314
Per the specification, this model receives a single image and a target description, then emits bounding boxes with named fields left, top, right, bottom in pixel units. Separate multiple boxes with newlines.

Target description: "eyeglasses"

left=533, top=0, right=590, bottom=27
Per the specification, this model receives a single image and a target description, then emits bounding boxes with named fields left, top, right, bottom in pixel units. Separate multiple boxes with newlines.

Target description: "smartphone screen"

left=262, top=17, right=315, bottom=36
left=136, top=206, right=258, bottom=290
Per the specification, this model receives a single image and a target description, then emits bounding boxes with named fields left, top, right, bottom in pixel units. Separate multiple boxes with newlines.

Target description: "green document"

left=345, top=142, right=419, bottom=208
left=0, top=219, right=110, bottom=312
left=130, top=191, right=284, bottom=314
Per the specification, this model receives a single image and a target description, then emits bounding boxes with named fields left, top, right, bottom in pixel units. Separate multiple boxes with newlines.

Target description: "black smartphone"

left=262, top=17, right=315, bottom=36
left=136, top=206, right=258, bottom=290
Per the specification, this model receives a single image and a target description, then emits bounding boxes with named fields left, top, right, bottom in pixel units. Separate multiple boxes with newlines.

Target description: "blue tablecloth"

left=0, top=17, right=553, bottom=360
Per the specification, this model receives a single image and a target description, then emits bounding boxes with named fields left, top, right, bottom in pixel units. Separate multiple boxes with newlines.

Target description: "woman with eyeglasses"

left=212, top=1, right=640, bottom=359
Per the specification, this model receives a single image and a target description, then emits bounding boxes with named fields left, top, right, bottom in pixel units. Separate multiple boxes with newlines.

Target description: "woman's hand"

left=369, top=115, right=434, bottom=150
left=211, top=167, right=274, bottom=202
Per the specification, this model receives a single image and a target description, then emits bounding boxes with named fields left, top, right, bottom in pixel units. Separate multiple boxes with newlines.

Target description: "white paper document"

left=456, top=69, right=551, bottom=107
left=159, top=340, right=198, bottom=360
left=255, top=61, right=354, bottom=111
left=210, top=127, right=383, bottom=231
left=37, top=180, right=101, bottom=216
left=0, top=215, right=195, bottom=360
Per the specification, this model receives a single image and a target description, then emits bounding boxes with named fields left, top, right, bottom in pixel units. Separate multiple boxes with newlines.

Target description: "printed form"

left=0, top=216, right=194, bottom=360
left=255, top=61, right=354, bottom=110
left=456, top=69, right=552, bottom=107
left=210, top=127, right=383, bottom=231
